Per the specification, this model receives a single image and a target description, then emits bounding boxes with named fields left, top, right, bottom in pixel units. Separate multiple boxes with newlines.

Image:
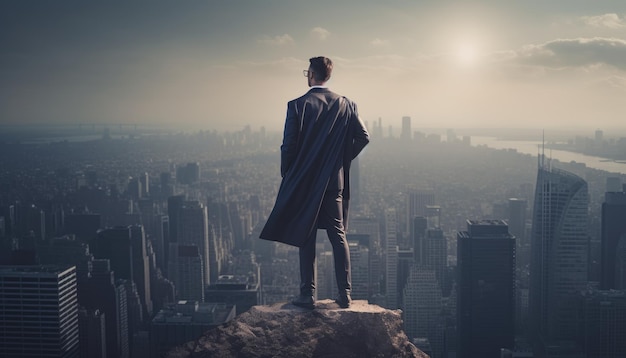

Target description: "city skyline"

left=2, top=1, right=626, bottom=132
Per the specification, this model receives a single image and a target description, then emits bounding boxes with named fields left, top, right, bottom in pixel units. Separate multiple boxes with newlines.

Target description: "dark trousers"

left=299, top=190, right=351, bottom=297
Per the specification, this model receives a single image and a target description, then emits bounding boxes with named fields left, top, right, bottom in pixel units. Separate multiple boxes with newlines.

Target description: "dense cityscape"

left=1, top=120, right=626, bottom=358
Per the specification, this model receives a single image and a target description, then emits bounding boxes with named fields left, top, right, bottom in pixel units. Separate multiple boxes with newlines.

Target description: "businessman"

left=260, top=56, right=370, bottom=309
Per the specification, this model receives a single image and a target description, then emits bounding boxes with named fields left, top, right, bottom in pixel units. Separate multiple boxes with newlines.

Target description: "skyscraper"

left=0, top=265, right=79, bottom=358
left=401, top=116, right=412, bottom=140
left=457, top=220, right=515, bottom=358
left=178, top=201, right=212, bottom=284
left=403, top=268, right=443, bottom=356
left=424, top=228, right=447, bottom=291
left=412, top=216, right=427, bottom=265
left=529, top=159, right=588, bottom=352
left=94, top=226, right=152, bottom=320
left=348, top=241, right=370, bottom=300
left=166, top=194, right=185, bottom=271
left=601, top=190, right=626, bottom=290
left=79, top=259, right=130, bottom=358
left=385, top=208, right=399, bottom=309
left=406, top=190, right=435, bottom=234
left=168, top=244, right=205, bottom=302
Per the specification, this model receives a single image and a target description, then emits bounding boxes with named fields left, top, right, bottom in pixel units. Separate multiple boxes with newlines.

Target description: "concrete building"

left=0, top=265, right=79, bottom=358
left=457, top=220, right=516, bottom=358
left=529, top=159, right=588, bottom=351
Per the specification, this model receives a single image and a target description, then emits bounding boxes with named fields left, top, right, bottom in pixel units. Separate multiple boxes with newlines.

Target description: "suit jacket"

left=259, top=87, right=370, bottom=247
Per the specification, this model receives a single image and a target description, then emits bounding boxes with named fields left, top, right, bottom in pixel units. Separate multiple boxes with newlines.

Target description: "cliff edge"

left=166, top=299, right=429, bottom=358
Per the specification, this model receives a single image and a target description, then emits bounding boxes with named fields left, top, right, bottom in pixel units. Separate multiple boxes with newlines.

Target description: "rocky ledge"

left=166, top=299, right=429, bottom=358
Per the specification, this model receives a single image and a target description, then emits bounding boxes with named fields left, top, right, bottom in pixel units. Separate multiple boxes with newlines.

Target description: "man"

left=260, top=56, right=370, bottom=309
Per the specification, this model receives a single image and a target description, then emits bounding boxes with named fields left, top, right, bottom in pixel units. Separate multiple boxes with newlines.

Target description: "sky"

left=2, top=1, right=626, bottom=133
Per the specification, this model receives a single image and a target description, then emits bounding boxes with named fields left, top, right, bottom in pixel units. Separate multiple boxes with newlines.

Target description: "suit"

left=260, top=87, right=369, bottom=296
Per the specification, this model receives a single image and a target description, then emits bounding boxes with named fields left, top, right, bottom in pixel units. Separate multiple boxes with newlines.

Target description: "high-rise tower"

left=529, top=158, right=588, bottom=352
left=385, top=208, right=399, bottom=309
left=401, top=116, right=412, bottom=140
left=601, top=189, right=626, bottom=290
left=457, top=220, right=515, bottom=357
left=0, top=265, right=79, bottom=358
left=178, top=201, right=212, bottom=284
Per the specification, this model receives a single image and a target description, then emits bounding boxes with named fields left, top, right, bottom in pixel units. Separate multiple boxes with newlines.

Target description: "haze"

left=2, top=1, right=626, bottom=133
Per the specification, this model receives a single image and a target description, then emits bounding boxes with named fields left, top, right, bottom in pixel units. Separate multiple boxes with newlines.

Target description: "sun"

left=455, top=43, right=480, bottom=67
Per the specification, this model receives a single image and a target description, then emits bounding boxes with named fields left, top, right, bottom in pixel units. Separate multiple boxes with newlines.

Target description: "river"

left=471, top=136, right=626, bottom=175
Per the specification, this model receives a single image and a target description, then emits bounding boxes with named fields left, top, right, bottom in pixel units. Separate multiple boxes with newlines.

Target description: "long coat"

left=259, top=87, right=370, bottom=247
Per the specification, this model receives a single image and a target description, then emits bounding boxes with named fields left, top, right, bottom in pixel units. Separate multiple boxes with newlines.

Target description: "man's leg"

left=299, top=229, right=317, bottom=296
left=320, top=191, right=351, bottom=304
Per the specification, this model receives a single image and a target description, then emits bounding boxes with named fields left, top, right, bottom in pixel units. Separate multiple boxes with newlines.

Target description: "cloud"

left=581, top=13, right=626, bottom=29
left=511, top=37, right=626, bottom=71
left=257, top=34, right=294, bottom=46
left=310, top=27, right=330, bottom=41
left=370, top=38, right=390, bottom=46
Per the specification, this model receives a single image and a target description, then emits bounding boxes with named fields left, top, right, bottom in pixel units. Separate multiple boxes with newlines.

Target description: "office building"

left=78, top=259, right=130, bottom=358
left=78, top=308, right=106, bottom=358
left=406, top=190, right=435, bottom=234
left=0, top=265, right=79, bottom=358
left=403, top=267, right=442, bottom=354
left=457, top=220, right=515, bottom=358
left=168, top=244, right=205, bottom=302
left=601, top=190, right=626, bottom=290
left=205, top=274, right=260, bottom=315
left=178, top=201, right=212, bottom=284
left=576, top=288, right=626, bottom=357
left=529, top=159, right=588, bottom=353
left=94, top=226, right=152, bottom=319
left=401, top=116, right=412, bottom=140
left=424, top=228, right=447, bottom=292
left=348, top=241, right=370, bottom=300
left=386, top=208, right=399, bottom=309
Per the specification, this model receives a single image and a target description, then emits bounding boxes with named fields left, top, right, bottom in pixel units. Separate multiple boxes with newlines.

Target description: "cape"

left=259, top=88, right=369, bottom=247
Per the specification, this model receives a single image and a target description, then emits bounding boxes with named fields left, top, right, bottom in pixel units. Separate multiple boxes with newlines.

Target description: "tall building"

left=576, top=289, right=626, bottom=358
left=0, top=265, right=79, bottom=358
left=79, top=259, right=130, bottom=358
left=178, top=201, right=212, bottom=284
left=457, top=220, right=515, bottom=358
left=168, top=244, right=205, bottom=302
left=397, top=249, right=414, bottom=308
left=348, top=240, right=370, bottom=300
left=529, top=159, right=588, bottom=352
left=412, top=216, right=428, bottom=265
left=601, top=190, right=626, bottom=290
left=166, top=194, right=185, bottom=271
left=424, top=228, right=447, bottom=292
left=349, top=217, right=382, bottom=297
left=403, top=268, right=443, bottom=357
left=94, top=226, right=152, bottom=320
left=130, top=225, right=152, bottom=318
left=401, top=116, right=412, bottom=140
left=406, top=190, right=435, bottom=234
left=385, top=208, right=399, bottom=309
left=78, top=308, right=106, bottom=358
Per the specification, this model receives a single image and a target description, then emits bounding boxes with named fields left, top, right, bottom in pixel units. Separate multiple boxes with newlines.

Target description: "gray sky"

left=2, top=1, right=626, bottom=132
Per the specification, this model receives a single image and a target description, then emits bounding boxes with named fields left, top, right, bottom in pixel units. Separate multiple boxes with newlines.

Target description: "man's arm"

left=350, top=103, right=370, bottom=160
left=280, top=101, right=299, bottom=177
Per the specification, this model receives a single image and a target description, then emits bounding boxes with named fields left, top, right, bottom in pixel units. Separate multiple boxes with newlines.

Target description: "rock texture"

left=166, top=299, right=429, bottom=358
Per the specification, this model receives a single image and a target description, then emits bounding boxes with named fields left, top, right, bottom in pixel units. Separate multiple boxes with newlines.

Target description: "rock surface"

left=166, top=299, right=429, bottom=358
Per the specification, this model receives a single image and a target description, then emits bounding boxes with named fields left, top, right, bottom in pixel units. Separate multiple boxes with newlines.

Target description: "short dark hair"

left=309, top=56, right=333, bottom=82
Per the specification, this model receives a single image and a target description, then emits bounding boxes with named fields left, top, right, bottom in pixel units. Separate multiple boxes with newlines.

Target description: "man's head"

left=307, top=56, right=333, bottom=86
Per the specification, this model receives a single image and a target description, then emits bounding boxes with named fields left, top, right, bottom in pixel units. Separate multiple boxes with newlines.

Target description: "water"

left=472, top=136, right=626, bottom=175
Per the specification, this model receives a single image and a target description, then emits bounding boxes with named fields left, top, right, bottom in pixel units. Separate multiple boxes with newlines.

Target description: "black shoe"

left=335, top=295, right=351, bottom=308
left=292, top=295, right=315, bottom=309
